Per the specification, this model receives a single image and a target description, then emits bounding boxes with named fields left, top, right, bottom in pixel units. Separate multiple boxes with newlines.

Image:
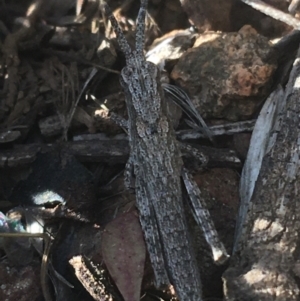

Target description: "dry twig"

left=241, top=0, right=300, bottom=28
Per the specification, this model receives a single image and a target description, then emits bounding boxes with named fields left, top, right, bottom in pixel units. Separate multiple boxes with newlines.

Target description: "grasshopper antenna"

left=135, top=0, right=148, bottom=57
left=102, top=2, right=132, bottom=61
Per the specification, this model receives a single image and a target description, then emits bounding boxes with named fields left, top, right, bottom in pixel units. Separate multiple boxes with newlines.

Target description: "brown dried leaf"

left=101, top=211, right=146, bottom=301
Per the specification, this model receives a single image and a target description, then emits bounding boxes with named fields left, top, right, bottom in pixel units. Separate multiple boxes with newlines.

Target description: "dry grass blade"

left=52, top=62, right=79, bottom=141
left=163, top=83, right=213, bottom=141
left=233, top=86, right=284, bottom=253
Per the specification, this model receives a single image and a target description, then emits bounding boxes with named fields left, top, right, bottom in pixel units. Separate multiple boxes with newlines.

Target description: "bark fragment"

left=223, top=45, right=300, bottom=301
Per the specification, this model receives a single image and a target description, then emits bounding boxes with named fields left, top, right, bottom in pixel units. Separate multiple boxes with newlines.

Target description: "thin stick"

left=241, top=0, right=300, bottom=29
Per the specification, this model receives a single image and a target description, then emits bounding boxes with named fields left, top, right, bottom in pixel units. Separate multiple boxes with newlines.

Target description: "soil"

left=0, top=0, right=298, bottom=300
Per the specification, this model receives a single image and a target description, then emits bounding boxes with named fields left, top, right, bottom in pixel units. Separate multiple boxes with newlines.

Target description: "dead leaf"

left=101, top=211, right=146, bottom=301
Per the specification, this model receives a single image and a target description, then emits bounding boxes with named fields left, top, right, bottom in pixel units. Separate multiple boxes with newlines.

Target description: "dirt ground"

left=0, top=0, right=298, bottom=300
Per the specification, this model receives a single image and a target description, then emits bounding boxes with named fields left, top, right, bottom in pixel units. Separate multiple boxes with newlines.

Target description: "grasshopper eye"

left=146, top=62, right=158, bottom=78
left=121, top=67, right=133, bottom=84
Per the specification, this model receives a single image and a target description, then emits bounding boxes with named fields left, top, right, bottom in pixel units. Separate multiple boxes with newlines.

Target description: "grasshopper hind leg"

left=135, top=182, right=170, bottom=288
left=182, top=167, right=229, bottom=264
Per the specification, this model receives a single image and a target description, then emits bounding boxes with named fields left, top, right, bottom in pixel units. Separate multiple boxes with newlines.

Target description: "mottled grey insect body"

left=118, top=41, right=203, bottom=300
left=121, top=56, right=161, bottom=125
left=103, top=1, right=228, bottom=300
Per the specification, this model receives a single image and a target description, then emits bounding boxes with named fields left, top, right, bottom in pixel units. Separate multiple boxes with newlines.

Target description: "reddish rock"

left=194, top=168, right=239, bottom=211
left=171, top=26, right=277, bottom=121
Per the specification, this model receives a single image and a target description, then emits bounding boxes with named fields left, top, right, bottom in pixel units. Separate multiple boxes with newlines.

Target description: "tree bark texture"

left=223, top=46, right=300, bottom=300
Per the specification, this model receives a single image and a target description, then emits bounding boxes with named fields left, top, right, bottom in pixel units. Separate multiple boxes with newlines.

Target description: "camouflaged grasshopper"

left=103, top=1, right=228, bottom=299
